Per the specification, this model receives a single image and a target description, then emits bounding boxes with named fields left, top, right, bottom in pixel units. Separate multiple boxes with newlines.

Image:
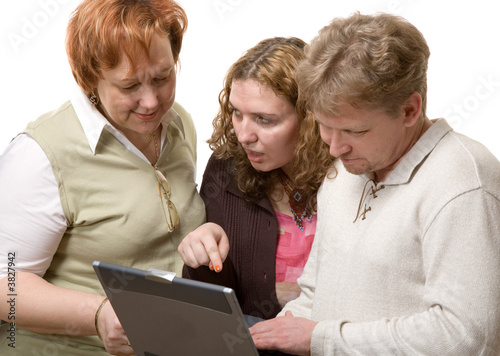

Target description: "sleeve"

left=182, top=154, right=239, bottom=291
left=0, top=134, right=67, bottom=279
left=310, top=189, right=500, bottom=355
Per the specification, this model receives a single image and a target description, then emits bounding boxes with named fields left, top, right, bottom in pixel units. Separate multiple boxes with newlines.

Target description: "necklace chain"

left=141, top=132, right=155, bottom=151
left=140, top=131, right=160, bottom=163
left=152, top=131, right=159, bottom=160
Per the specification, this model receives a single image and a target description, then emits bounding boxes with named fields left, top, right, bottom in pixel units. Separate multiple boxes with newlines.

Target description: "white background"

left=1, top=0, right=499, bottom=185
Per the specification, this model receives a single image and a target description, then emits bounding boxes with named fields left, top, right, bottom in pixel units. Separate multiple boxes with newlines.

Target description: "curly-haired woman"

left=178, top=37, right=334, bottom=320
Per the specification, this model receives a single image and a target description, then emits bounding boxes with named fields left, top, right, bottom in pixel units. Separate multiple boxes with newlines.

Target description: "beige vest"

left=6, top=101, right=205, bottom=353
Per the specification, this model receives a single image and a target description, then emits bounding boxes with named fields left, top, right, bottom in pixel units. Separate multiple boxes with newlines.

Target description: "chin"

left=250, top=163, right=273, bottom=173
left=344, top=165, right=369, bottom=176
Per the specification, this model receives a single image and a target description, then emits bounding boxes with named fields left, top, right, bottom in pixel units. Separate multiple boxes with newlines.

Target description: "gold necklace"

left=140, top=131, right=160, bottom=163
left=152, top=131, right=159, bottom=160
left=141, top=132, right=155, bottom=151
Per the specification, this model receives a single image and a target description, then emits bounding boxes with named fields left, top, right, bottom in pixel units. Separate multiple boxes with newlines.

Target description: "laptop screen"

left=93, top=261, right=259, bottom=356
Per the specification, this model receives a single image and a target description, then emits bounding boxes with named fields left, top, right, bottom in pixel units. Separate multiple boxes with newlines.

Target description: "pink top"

left=275, top=210, right=316, bottom=307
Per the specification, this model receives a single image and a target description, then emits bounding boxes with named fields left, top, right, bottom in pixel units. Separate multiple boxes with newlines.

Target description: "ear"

left=403, top=92, right=422, bottom=128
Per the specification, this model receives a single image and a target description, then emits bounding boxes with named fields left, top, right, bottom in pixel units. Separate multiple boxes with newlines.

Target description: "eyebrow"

left=116, top=65, right=174, bottom=83
left=314, top=116, right=369, bottom=132
left=229, top=104, right=280, bottom=119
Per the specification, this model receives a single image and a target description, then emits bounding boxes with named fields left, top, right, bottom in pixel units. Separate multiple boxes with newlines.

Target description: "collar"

left=379, top=118, right=453, bottom=185
left=69, top=85, right=183, bottom=158
left=349, top=119, right=452, bottom=223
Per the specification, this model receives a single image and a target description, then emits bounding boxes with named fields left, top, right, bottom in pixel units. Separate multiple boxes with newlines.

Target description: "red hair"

left=66, top=0, right=187, bottom=95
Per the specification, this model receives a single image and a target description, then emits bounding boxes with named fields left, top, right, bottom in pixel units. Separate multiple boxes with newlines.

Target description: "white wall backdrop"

left=1, top=0, right=499, bottom=185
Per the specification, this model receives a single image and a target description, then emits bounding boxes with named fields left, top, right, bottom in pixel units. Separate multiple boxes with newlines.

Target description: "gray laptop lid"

left=93, top=261, right=259, bottom=356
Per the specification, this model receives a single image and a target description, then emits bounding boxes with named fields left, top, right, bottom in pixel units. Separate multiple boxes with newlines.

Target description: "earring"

left=89, top=91, right=99, bottom=106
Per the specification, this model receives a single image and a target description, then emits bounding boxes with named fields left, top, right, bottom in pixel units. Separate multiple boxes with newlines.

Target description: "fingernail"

left=215, top=265, right=221, bottom=272
left=209, top=263, right=214, bottom=271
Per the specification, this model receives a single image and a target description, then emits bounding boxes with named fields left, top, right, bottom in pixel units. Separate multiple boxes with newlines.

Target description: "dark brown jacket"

left=183, top=154, right=282, bottom=319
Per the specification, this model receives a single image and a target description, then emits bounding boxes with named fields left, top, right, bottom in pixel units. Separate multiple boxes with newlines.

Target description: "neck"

left=279, top=162, right=294, bottom=178
left=407, top=116, right=432, bottom=151
left=269, top=170, right=293, bottom=216
left=375, top=116, right=432, bottom=182
left=139, top=127, right=161, bottom=165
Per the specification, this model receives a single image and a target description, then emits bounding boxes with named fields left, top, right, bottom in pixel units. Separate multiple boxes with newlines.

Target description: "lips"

left=135, top=110, right=158, bottom=121
left=244, top=148, right=264, bottom=163
left=340, top=157, right=357, bottom=164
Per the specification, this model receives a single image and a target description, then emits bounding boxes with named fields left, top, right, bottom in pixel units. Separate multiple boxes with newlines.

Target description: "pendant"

left=288, top=199, right=312, bottom=231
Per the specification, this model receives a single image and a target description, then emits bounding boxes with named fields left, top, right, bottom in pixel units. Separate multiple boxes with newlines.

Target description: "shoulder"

left=25, top=101, right=76, bottom=132
left=172, top=101, right=192, bottom=121
left=431, top=131, right=500, bottom=197
left=171, top=102, right=195, bottom=137
left=23, top=101, right=83, bottom=154
left=321, top=160, right=347, bottom=189
left=166, top=102, right=197, bottom=155
left=206, top=153, right=232, bottom=170
left=202, top=153, right=234, bottom=183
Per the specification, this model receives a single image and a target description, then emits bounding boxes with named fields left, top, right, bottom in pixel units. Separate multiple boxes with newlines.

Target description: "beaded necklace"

left=277, top=169, right=312, bottom=231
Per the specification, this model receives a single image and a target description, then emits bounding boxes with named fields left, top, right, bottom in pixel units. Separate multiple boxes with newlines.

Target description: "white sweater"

left=282, top=119, right=500, bottom=355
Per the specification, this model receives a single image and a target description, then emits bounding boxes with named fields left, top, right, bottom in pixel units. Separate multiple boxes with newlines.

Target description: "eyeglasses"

left=154, top=169, right=180, bottom=232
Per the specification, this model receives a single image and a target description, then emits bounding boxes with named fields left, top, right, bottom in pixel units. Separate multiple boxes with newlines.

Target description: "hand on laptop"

left=96, top=299, right=135, bottom=356
left=178, top=222, right=229, bottom=272
left=249, top=310, right=317, bottom=356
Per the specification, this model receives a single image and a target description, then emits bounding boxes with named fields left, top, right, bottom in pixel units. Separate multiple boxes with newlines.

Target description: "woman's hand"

left=178, top=222, right=229, bottom=272
left=97, top=299, right=135, bottom=356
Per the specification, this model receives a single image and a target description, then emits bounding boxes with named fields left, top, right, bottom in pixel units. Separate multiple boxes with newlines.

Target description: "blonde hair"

left=297, top=12, right=430, bottom=119
left=209, top=37, right=334, bottom=211
left=66, top=0, right=187, bottom=96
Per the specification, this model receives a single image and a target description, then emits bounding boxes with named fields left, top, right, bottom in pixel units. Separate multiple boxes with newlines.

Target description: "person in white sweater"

left=249, top=12, right=500, bottom=355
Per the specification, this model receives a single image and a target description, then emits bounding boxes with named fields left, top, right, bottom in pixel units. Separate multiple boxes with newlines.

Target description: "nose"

left=139, top=87, right=159, bottom=110
left=324, top=130, right=351, bottom=157
left=234, top=117, right=257, bottom=145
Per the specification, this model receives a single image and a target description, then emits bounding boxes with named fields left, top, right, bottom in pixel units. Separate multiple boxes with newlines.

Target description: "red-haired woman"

left=0, top=1, right=204, bottom=354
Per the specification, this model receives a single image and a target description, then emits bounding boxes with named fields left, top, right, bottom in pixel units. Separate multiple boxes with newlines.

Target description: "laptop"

left=93, top=261, right=261, bottom=356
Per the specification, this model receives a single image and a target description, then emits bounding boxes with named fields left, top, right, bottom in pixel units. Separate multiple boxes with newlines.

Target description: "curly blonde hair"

left=208, top=37, right=334, bottom=212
